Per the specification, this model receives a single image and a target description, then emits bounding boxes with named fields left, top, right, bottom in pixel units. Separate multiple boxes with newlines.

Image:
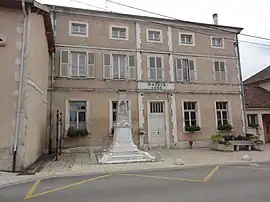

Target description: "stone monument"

left=98, top=90, right=155, bottom=164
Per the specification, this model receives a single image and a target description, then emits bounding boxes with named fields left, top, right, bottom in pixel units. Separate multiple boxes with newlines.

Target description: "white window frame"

left=146, top=28, right=163, bottom=43
left=175, top=57, right=197, bottom=82
left=65, top=99, right=90, bottom=136
left=247, top=114, right=258, bottom=127
left=212, top=59, right=228, bottom=83
left=210, top=36, right=224, bottom=49
left=181, top=100, right=201, bottom=133
left=147, top=54, right=165, bottom=81
left=109, top=25, right=128, bottom=40
left=214, top=100, right=233, bottom=131
left=69, top=21, right=89, bottom=37
left=60, top=49, right=95, bottom=78
left=109, top=100, right=132, bottom=133
left=179, top=32, right=195, bottom=46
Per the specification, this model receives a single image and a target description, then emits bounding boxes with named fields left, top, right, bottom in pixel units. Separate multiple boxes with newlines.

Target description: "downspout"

left=12, top=0, right=28, bottom=172
left=234, top=34, right=247, bottom=135
left=48, top=6, right=56, bottom=154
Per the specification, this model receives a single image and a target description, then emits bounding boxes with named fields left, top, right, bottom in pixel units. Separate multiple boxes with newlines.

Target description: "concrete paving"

left=1, top=163, right=270, bottom=202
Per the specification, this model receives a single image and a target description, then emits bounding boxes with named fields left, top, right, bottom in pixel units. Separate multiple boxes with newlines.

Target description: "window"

left=211, top=36, right=224, bottom=48
left=179, top=32, right=195, bottom=45
left=69, top=21, right=88, bottom=37
left=110, top=26, right=128, bottom=40
left=175, top=58, right=196, bottom=82
left=69, top=101, right=87, bottom=129
left=183, top=101, right=198, bottom=128
left=148, top=56, right=164, bottom=80
left=216, top=101, right=229, bottom=127
left=103, top=54, right=135, bottom=80
left=60, top=50, right=95, bottom=78
left=247, top=114, right=258, bottom=127
left=213, top=61, right=227, bottom=83
left=147, top=29, right=162, bottom=42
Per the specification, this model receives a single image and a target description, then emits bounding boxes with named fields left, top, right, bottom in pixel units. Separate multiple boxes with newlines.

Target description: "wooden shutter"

left=60, top=50, right=69, bottom=77
left=213, top=61, right=220, bottom=82
left=220, top=61, right=227, bottom=83
left=103, top=53, right=111, bottom=79
left=128, top=55, right=136, bottom=80
left=87, top=52, right=95, bottom=78
left=176, top=58, right=182, bottom=81
left=189, top=59, right=196, bottom=82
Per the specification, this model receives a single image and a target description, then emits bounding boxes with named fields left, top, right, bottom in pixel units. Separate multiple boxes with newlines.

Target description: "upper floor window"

left=213, top=60, right=227, bottom=83
left=148, top=55, right=164, bottom=81
left=175, top=58, right=196, bottom=82
left=110, top=25, right=128, bottom=40
left=215, top=101, right=230, bottom=128
left=103, top=53, right=135, bottom=80
left=183, top=101, right=198, bottom=127
left=69, top=21, right=88, bottom=37
left=179, top=32, right=195, bottom=46
left=60, top=50, right=95, bottom=78
left=211, top=36, right=224, bottom=48
left=147, top=29, right=162, bottom=43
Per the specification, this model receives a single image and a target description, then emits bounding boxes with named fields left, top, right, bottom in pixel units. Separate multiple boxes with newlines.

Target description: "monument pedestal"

left=98, top=91, right=155, bottom=164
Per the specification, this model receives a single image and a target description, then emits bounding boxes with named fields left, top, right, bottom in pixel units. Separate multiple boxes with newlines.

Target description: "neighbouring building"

left=244, top=65, right=270, bottom=143
left=0, top=0, right=54, bottom=171
left=46, top=5, right=244, bottom=151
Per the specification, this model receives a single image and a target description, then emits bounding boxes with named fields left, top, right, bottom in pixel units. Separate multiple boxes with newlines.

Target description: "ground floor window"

left=215, top=101, right=229, bottom=127
left=69, top=101, right=87, bottom=129
left=183, top=101, right=198, bottom=127
left=247, top=114, right=258, bottom=127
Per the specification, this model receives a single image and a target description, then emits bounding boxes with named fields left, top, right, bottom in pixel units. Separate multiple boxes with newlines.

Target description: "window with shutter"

left=128, top=55, right=136, bottom=80
left=87, top=52, right=95, bottom=78
left=103, top=53, right=111, bottom=79
left=60, top=50, right=69, bottom=77
left=213, top=61, right=227, bottom=83
left=148, top=56, right=164, bottom=80
left=176, top=58, right=196, bottom=82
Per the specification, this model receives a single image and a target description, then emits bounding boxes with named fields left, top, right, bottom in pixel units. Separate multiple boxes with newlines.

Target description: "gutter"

left=234, top=35, right=247, bottom=135
left=12, top=0, right=29, bottom=172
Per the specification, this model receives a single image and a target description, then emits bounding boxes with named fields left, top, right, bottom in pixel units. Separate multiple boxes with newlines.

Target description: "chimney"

left=213, top=13, right=218, bottom=25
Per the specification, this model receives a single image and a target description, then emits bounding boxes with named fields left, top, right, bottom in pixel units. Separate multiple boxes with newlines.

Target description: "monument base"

left=98, top=127, right=156, bottom=164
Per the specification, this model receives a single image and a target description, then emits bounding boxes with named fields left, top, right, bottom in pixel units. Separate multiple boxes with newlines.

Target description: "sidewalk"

left=1, top=145, right=270, bottom=187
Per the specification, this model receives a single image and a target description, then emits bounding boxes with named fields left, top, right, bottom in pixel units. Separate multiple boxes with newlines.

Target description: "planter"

left=212, top=143, right=234, bottom=152
left=252, top=144, right=264, bottom=151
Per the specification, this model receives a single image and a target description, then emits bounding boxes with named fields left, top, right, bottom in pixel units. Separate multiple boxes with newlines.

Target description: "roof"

left=47, top=4, right=243, bottom=34
left=0, top=0, right=55, bottom=53
left=244, top=85, right=270, bottom=108
left=244, top=65, right=270, bottom=85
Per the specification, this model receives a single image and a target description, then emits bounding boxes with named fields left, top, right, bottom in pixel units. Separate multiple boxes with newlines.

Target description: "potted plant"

left=253, top=139, right=264, bottom=151
left=218, top=123, right=233, bottom=133
left=185, top=125, right=201, bottom=149
left=211, top=133, right=233, bottom=151
left=67, top=127, right=78, bottom=138
left=66, top=127, right=90, bottom=138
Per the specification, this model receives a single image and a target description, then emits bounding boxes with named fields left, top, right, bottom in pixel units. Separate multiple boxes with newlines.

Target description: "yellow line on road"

left=118, top=173, right=204, bottom=182
left=203, top=166, right=219, bottom=182
left=24, top=174, right=111, bottom=200
left=24, top=180, right=41, bottom=200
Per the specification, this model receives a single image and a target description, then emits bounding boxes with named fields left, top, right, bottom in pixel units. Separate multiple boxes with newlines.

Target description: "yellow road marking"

left=118, top=173, right=204, bottom=182
left=203, top=166, right=219, bottom=182
left=24, top=180, right=41, bottom=200
left=24, top=174, right=110, bottom=200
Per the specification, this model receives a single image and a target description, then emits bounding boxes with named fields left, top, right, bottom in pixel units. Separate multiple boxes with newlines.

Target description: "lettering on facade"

left=148, top=81, right=166, bottom=90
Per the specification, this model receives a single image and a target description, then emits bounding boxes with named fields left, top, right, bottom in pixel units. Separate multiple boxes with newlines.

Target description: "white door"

left=148, top=101, right=166, bottom=147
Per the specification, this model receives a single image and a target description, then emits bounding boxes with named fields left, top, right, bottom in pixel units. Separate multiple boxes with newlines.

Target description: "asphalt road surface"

left=1, top=162, right=270, bottom=202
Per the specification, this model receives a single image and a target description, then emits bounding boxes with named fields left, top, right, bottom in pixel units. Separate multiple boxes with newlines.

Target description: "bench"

left=231, top=140, right=254, bottom=151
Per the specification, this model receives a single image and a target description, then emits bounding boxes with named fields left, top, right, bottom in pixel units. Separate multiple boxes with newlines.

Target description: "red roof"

left=244, top=85, right=270, bottom=108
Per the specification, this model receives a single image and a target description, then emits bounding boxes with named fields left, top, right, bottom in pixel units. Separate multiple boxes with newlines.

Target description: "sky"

left=40, top=0, right=270, bottom=80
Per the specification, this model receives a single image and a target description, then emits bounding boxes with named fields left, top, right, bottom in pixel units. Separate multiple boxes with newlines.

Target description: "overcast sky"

left=40, top=0, right=270, bottom=80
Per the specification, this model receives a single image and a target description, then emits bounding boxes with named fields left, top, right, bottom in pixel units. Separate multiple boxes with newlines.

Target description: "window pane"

left=190, top=112, right=196, bottom=120
left=129, top=55, right=135, bottom=66
left=69, top=111, right=77, bottom=122
left=113, top=112, right=117, bottom=122
left=150, top=68, right=156, bottom=79
left=78, top=112, right=86, bottom=122
left=119, top=55, right=126, bottom=78
left=222, top=111, right=227, bottom=119
left=185, top=120, right=190, bottom=127
left=149, top=57, right=155, bottom=68
left=156, top=57, right=162, bottom=68
left=157, top=69, right=163, bottom=80
left=214, top=61, right=219, bottom=71
left=191, top=120, right=196, bottom=126
left=217, top=111, right=221, bottom=119
left=113, top=55, right=119, bottom=78
left=184, top=112, right=189, bottom=120
left=184, top=102, right=188, bottom=110
left=112, top=101, right=117, bottom=110
left=176, top=59, right=182, bottom=70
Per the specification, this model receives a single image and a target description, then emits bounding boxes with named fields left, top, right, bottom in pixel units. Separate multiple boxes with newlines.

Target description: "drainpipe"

left=234, top=34, right=247, bottom=135
left=12, top=0, right=28, bottom=172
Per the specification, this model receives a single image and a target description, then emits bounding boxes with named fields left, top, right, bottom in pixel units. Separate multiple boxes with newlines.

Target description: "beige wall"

left=23, top=12, right=50, bottom=167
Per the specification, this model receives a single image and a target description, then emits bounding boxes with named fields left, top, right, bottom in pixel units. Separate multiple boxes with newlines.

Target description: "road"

left=1, top=162, right=270, bottom=202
